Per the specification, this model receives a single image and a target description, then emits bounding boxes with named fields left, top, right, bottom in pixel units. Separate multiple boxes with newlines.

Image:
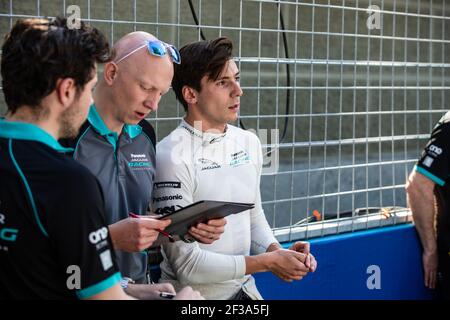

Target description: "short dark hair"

left=1, top=17, right=111, bottom=114
left=172, top=37, right=233, bottom=112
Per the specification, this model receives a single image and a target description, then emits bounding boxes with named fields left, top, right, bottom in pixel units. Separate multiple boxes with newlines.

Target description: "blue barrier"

left=254, top=223, right=436, bottom=300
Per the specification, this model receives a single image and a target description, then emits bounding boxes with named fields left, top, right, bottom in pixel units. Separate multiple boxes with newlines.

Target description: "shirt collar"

left=180, top=118, right=227, bottom=144
left=0, top=119, right=73, bottom=153
left=87, top=104, right=142, bottom=139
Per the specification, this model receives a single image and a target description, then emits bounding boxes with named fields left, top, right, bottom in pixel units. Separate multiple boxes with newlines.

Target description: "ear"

left=56, top=78, right=77, bottom=109
left=103, top=61, right=118, bottom=85
left=182, top=85, right=198, bottom=106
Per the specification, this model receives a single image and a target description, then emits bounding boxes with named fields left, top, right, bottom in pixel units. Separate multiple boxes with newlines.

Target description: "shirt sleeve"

left=249, top=134, right=278, bottom=255
left=153, top=141, right=246, bottom=284
left=47, top=169, right=121, bottom=299
left=160, top=241, right=246, bottom=285
left=415, top=122, right=450, bottom=187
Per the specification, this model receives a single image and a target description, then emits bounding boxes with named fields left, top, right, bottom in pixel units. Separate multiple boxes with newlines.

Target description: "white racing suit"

left=153, top=119, right=278, bottom=300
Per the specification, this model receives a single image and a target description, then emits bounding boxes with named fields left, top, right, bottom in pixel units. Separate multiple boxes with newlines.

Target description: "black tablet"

left=157, top=200, right=255, bottom=236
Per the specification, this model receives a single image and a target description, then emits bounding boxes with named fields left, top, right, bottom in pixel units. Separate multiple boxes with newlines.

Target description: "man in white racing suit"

left=153, top=37, right=317, bottom=300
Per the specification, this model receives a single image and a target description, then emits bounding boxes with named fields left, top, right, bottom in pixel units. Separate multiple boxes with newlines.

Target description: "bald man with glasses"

left=61, top=32, right=225, bottom=300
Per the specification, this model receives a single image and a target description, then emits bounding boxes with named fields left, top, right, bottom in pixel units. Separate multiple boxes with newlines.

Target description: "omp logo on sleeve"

left=428, top=145, right=443, bottom=156
left=89, top=227, right=108, bottom=244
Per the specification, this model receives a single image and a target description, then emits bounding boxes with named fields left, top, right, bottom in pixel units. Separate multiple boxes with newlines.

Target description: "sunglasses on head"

left=115, top=40, right=181, bottom=64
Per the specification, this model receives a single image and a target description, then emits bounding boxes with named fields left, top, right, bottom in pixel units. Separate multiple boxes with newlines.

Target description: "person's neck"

left=6, top=106, right=60, bottom=140
left=93, top=87, right=125, bottom=135
left=184, top=112, right=226, bottom=133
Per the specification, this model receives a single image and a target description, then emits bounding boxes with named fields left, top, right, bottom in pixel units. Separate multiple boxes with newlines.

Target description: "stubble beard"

left=58, top=104, right=83, bottom=139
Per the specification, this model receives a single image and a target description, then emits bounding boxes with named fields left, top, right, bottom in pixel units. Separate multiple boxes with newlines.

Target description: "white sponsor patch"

left=99, top=250, right=113, bottom=271
left=423, top=156, right=434, bottom=167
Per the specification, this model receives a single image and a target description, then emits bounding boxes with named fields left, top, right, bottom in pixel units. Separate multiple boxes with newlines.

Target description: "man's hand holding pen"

left=108, top=212, right=172, bottom=252
left=129, top=212, right=175, bottom=242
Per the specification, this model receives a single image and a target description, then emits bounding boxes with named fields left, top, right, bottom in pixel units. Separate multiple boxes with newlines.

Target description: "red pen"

left=129, top=212, right=174, bottom=242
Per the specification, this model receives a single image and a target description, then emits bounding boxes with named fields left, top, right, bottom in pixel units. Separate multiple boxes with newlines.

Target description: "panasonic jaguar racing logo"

left=128, top=153, right=151, bottom=168
left=198, top=158, right=221, bottom=171
left=230, top=150, right=250, bottom=167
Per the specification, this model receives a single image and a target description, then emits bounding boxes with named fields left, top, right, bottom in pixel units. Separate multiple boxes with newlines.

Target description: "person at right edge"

left=406, top=111, right=450, bottom=300
left=153, top=37, right=317, bottom=300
